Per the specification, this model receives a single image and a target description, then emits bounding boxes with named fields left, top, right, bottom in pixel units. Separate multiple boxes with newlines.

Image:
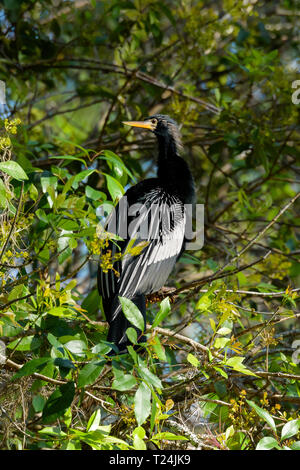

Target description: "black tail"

left=105, top=294, right=146, bottom=355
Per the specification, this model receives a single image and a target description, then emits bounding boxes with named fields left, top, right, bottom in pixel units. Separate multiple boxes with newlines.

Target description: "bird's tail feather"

left=106, top=294, right=146, bottom=354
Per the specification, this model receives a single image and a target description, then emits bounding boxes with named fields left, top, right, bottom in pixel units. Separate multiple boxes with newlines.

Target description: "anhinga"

left=97, top=114, right=195, bottom=354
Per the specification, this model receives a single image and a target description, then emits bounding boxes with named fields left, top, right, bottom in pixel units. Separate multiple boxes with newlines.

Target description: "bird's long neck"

left=156, top=134, right=195, bottom=204
left=156, top=134, right=178, bottom=161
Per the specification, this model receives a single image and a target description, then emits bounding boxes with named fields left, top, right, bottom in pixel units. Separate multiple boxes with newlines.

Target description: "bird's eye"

left=151, top=118, right=157, bottom=126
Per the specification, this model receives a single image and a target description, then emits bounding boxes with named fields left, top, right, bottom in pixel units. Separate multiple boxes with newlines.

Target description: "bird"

left=97, top=114, right=195, bottom=354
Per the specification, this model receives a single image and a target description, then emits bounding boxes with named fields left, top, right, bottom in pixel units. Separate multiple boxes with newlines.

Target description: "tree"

left=0, top=0, right=299, bottom=450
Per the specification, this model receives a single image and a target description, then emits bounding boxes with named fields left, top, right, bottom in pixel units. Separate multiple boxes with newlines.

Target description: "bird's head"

left=123, top=114, right=182, bottom=153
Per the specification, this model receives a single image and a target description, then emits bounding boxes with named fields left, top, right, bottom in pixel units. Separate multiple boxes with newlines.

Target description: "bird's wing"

left=98, top=186, right=185, bottom=322
left=119, top=194, right=185, bottom=294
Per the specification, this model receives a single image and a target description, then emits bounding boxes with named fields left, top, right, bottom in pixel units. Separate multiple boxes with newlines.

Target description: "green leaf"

left=49, top=154, right=87, bottom=166
left=42, top=382, right=75, bottom=424
left=41, top=176, right=57, bottom=193
left=126, top=327, right=138, bottom=344
left=0, top=178, right=7, bottom=207
left=38, top=426, right=67, bottom=438
left=217, top=327, right=232, bottom=336
left=152, top=297, right=171, bottom=328
left=64, top=339, right=86, bottom=356
left=118, top=296, right=145, bottom=332
left=196, top=292, right=212, bottom=311
left=225, top=356, right=258, bottom=377
left=111, top=374, right=137, bottom=391
left=187, top=353, right=200, bottom=367
left=36, top=208, right=48, bottom=223
left=133, top=426, right=147, bottom=450
left=281, top=419, right=300, bottom=441
left=0, top=161, right=28, bottom=181
left=214, top=337, right=230, bottom=349
left=134, top=382, right=151, bottom=426
left=138, top=360, right=162, bottom=390
left=47, top=306, right=76, bottom=318
left=7, top=335, right=41, bottom=351
left=256, top=436, right=281, bottom=450
left=213, top=366, right=228, bottom=379
left=247, top=400, right=276, bottom=432
left=98, top=150, right=134, bottom=179
left=47, top=332, right=64, bottom=351
left=71, top=169, right=96, bottom=189
left=54, top=358, right=75, bottom=377
left=151, top=335, right=166, bottom=361
left=291, top=441, right=300, bottom=450
left=57, top=219, right=79, bottom=231
left=8, top=284, right=27, bottom=301
left=32, top=395, right=46, bottom=413
left=209, top=318, right=216, bottom=332
left=199, top=394, right=218, bottom=417
left=85, top=185, right=106, bottom=201
left=104, top=173, right=124, bottom=200
left=86, top=409, right=101, bottom=432
left=12, top=358, right=52, bottom=380
left=77, top=361, right=105, bottom=388
left=256, top=283, right=279, bottom=293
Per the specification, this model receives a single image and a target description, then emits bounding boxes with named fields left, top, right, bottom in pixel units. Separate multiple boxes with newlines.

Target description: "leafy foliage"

left=0, top=0, right=299, bottom=450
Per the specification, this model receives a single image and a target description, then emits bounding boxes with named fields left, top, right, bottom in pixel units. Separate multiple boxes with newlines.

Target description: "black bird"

left=97, top=114, right=195, bottom=354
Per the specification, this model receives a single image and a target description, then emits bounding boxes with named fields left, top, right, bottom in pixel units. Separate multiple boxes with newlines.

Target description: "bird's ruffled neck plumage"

left=156, top=128, right=195, bottom=205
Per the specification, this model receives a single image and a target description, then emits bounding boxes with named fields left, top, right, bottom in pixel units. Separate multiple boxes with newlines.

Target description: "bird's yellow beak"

left=122, top=120, right=154, bottom=131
